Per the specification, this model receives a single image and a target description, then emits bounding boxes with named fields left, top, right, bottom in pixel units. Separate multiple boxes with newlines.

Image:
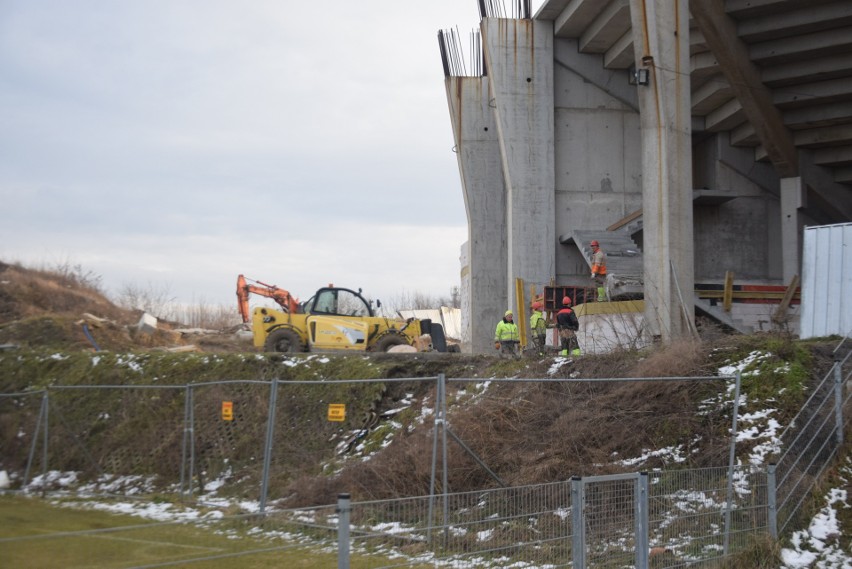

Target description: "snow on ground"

left=780, top=454, right=851, bottom=569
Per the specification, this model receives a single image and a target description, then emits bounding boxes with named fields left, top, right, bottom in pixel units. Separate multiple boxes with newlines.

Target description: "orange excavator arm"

left=236, top=274, right=301, bottom=323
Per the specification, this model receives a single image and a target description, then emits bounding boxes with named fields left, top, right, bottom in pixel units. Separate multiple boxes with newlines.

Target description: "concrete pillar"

left=445, top=76, right=508, bottom=354
left=482, top=18, right=556, bottom=310
left=780, top=176, right=805, bottom=283
left=628, top=0, right=695, bottom=341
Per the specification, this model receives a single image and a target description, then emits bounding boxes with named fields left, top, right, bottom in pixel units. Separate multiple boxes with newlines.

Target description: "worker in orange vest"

left=590, top=239, right=607, bottom=302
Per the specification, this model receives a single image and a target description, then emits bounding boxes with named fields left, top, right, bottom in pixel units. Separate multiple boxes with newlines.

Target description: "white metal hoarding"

left=800, top=223, right=852, bottom=339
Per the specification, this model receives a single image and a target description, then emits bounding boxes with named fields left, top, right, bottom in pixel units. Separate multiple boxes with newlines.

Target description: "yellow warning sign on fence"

left=222, top=401, right=234, bottom=421
left=328, top=403, right=346, bottom=422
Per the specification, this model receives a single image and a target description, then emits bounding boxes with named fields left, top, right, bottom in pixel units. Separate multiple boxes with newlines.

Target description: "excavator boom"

left=236, top=274, right=300, bottom=323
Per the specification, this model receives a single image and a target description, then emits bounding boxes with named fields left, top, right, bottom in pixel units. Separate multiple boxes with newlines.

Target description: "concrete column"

left=780, top=177, right=805, bottom=283
left=628, top=0, right=695, bottom=341
left=482, top=18, right=556, bottom=310
left=445, top=76, right=508, bottom=354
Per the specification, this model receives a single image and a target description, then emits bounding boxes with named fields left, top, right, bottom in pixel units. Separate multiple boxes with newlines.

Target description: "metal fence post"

left=41, top=390, right=49, bottom=498
left=834, top=360, right=844, bottom=446
left=179, top=385, right=190, bottom=498
left=767, top=463, right=778, bottom=539
left=439, top=373, right=449, bottom=546
left=259, top=378, right=279, bottom=513
left=187, top=385, right=196, bottom=497
left=23, top=392, right=48, bottom=489
left=636, top=472, right=649, bottom=569
left=724, top=371, right=742, bottom=557
left=571, top=476, right=585, bottom=569
left=427, top=375, right=441, bottom=543
left=337, top=493, right=351, bottom=569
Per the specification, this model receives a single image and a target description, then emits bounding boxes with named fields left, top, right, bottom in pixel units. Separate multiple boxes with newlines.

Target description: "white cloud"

left=1, top=0, right=479, bottom=306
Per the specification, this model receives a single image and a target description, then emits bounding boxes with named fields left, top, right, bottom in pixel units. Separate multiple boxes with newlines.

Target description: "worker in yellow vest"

left=494, top=310, right=520, bottom=357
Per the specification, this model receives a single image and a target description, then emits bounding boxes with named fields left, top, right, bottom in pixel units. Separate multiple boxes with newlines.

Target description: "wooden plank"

left=773, top=274, right=801, bottom=324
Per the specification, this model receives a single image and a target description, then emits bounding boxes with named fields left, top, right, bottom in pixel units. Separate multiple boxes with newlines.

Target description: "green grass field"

left=0, top=494, right=430, bottom=568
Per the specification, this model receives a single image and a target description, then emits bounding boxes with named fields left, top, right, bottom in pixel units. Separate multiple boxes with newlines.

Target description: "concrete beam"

left=552, top=0, right=608, bottom=37
left=726, top=0, right=837, bottom=19
left=762, top=53, right=852, bottom=87
left=812, top=145, right=852, bottom=166
left=773, top=77, right=852, bottom=108
left=705, top=97, right=747, bottom=132
left=445, top=76, right=509, bottom=354
left=603, top=30, right=634, bottom=69
left=783, top=102, right=852, bottom=130
left=690, top=50, right=721, bottom=86
left=737, top=1, right=852, bottom=42
left=691, top=75, right=733, bottom=115
left=579, top=0, right=630, bottom=53
left=794, top=124, right=852, bottom=148
left=834, top=166, right=852, bottom=184
left=749, top=26, right=852, bottom=66
left=691, top=0, right=799, bottom=177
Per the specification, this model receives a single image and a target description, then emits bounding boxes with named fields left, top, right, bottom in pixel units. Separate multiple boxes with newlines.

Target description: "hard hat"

left=591, top=240, right=599, bottom=247
left=562, top=296, right=572, bottom=306
left=531, top=301, right=542, bottom=310
left=504, top=310, right=513, bottom=317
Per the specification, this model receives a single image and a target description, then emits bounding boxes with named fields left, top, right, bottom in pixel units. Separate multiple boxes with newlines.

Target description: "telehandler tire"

left=264, top=329, right=303, bottom=353
left=372, top=333, right=409, bottom=352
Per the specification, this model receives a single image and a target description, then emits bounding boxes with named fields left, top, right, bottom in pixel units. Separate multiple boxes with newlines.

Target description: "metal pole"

left=188, top=386, right=196, bottom=497
left=427, top=375, right=440, bottom=542
left=179, top=385, right=190, bottom=498
left=23, top=393, right=47, bottom=488
left=571, top=476, right=585, bottom=569
left=259, top=378, right=279, bottom=513
left=723, top=371, right=743, bottom=556
left=337, top=493, right=351, bottom=569
left=767, top=463, right=778, bottom=539
left=440, top=373, right=449, bottom=545
left=833, top=360, right=844, bottom=446
left=41, top=391, right=50, bottom=498
left=636, top=472, right=649, bottom=569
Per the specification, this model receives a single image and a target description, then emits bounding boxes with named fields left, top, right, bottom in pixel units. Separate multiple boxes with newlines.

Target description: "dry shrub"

left=629, top=338, right=709, bottom=377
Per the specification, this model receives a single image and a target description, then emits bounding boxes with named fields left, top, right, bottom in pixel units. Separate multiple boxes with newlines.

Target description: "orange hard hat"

left=562, top=296, right=572, bottom=306
left=591, top=240, right=599, bottom=247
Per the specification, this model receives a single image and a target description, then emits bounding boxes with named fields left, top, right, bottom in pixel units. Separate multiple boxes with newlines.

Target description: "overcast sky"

left=0, top=1, right=500, bottom=310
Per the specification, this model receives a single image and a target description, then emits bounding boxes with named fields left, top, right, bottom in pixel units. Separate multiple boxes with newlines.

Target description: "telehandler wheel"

left=372, top=333, right=409, bottom=352
left=264, top=329, right=303, bottom=353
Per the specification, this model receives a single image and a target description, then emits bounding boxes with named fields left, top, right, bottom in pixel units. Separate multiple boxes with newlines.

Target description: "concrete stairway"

left=693, top=297, right=755, bottom=334
left=562, top=230, right=644, bottom=299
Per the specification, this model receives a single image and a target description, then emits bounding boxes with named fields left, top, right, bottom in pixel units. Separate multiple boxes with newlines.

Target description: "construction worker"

left=494, top=310, right=520, bottom=357
left=529, top=301, right=547, bottom=355
left=590, top=239, right=607, bottom=302
left=556, top=296, right=580, bottom=357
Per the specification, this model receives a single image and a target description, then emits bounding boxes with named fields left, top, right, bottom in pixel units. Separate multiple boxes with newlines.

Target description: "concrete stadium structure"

left=439, top=0, right=852, bottom=354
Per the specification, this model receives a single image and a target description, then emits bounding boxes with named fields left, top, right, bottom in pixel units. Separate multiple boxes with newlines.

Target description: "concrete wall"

left=552, top=38, right=643, bottom=285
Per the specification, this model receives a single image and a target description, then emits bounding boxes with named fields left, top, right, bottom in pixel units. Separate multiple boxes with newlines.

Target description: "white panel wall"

left=800, top=223, right=852, bottom=339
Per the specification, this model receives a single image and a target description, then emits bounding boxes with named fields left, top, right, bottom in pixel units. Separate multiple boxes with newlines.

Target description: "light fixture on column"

left=628, top=64, right=650, bottom=86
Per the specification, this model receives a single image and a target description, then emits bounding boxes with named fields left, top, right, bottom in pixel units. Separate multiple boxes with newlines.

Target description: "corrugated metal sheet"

left=800, top=223, right=852, bottom=339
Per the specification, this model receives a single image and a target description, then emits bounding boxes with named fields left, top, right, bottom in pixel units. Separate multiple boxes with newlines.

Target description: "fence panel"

left=648, top=466, right=768, bottom=567
left=775, top=352, right=851, bottom=534
left=186, top=381, right=272, bottom=500
left=580, top=473, right=638, bottom=568
left=0, top=391, right=45, bottom=488
left=44, top=386, right=187, bottom=493
left=337, top=481, right=574, bottom=568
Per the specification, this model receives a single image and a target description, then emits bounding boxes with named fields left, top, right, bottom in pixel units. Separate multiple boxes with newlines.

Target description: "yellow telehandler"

left=236, top=275, right=449, bottom=353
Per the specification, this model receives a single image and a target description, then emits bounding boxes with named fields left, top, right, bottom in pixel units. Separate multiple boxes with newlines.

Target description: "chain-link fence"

left=1, top=354, right=850, bottom=568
